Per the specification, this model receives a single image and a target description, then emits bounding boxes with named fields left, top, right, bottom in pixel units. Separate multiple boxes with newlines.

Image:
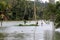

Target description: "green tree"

left=0, top=1, right=7, bottom=11
left=43, top=3, right=56, bottom=21
left=55, top=1, right=60, bottom=28
left=43, top=1, right=60, bottom=28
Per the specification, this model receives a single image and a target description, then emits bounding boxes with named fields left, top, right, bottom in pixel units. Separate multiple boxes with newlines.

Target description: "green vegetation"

left=18, top=24, right=38, bottom=26
left=43, top=1, right=60, bottom=28
left=0, top=0, right=42, bottom=20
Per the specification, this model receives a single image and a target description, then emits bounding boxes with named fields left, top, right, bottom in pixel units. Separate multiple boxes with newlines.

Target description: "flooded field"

left=0, top=21, right=54, bottom=40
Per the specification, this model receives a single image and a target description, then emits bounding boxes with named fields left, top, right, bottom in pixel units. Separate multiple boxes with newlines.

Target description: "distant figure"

left=24, top=14, right=28, bottom=20
left=24, top=14, right=29, bottom=24
left=36, top=21, right=38, bottom=25
left=41, top=22, right=43, bottom=26
left=24, top=20, right=26, bottom=24
left=0, top=13, right=4, bottom=26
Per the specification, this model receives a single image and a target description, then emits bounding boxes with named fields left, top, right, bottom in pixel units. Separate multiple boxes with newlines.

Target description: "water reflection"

left=0, top=33, right=7, bottom=40
left=0, top=32, right=56, bottom=40
left=0, top=26, right=53, bottom=40
left=0, top=33, right=34, bottom=40
left=54, top=32, right=60, bottom=40
left=4, top=33, right=33, bottom=40
left=0, top=27, right=44, bottom=40
left=0, top=27, right=34, bottom=40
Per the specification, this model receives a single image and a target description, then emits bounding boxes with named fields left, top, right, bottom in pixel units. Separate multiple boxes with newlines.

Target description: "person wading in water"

left=0, top=13, right=4, bottom=26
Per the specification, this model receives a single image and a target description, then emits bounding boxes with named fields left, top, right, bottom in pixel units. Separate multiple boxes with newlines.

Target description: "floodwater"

left=55, top=28, right=60, bottom=40
left=54, top=32, right=60, bottom=40
left=0, top=20, right=54, bottom=40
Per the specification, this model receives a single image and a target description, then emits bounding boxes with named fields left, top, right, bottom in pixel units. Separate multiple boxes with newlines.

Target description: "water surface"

left=0, top=21, right=54, bottom=40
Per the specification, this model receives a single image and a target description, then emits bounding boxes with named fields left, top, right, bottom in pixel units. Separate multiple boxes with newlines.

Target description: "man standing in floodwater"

left=0, top=13, right=4, bottom=26
left=36, top=21, right=38, bottom=25
left=41, top=21, right=43, bottom=26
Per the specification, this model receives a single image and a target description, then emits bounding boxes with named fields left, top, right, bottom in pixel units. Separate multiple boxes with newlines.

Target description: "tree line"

left=0, top=0, right=60, bottom=28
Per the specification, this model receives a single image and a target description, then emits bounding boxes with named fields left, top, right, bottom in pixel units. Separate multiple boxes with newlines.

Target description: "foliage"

left=55, top=2, right=60, bottom=28
left=18, top=24, right=38, bottom=26
left=43, top=1, right=60, bottom=28
left=0, top=1, right=7, bottom=11
left=0, top=0, right=43, bottom=20
left=43, top=3, right=56, bottom=21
